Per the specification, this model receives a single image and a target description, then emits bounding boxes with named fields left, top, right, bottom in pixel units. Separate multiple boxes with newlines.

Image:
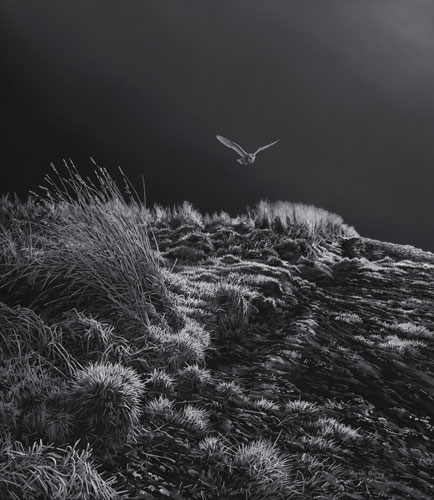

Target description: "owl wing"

left=253, top=139, right=279, bottom=155
left=216, top=135, right=248, bottom=158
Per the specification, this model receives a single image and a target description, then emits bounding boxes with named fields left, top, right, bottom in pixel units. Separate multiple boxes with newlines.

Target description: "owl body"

left=217, top=135, right=279, bottom=165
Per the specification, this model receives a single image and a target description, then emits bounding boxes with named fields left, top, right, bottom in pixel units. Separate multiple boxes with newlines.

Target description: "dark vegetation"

left=1, top=166, right=434, bottom=499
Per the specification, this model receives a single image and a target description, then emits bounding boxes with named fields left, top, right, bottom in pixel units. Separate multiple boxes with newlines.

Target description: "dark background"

left=1, top=1, right=434, bottom=250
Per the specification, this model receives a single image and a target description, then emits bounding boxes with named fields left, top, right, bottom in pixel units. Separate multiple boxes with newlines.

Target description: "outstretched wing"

left=216, top=135, right=248, bottom=158
left=254, top=139, right=279, bottom=155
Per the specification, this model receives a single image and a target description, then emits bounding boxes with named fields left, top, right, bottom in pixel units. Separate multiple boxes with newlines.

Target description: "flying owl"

left=216, top=135, right=279, bottom=164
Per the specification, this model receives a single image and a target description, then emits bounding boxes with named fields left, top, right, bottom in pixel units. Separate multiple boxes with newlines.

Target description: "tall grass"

left=250, top=200, right=358, bottom=240
left=0, top=302, right=56, bottom=358
left=0, top=163, right=179, bottom=336
left=151, top=201, right=203, bottom=227
left=0, top=193, right=48, bottom=231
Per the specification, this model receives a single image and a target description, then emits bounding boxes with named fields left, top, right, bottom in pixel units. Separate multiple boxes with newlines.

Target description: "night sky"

left=1, top=1, right=434, bottom=250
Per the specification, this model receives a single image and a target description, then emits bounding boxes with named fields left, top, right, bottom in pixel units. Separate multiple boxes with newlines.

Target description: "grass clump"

left=250, top=199, right=358, bottom=240
left=378, top=335, right=425, bottom=353
left=204, top=210, right=232, bottom=228
left=300, top=435, right=341, bottom=453
left=285, top=400, right=319, bottom=415
left=170, top=201, right=203, bottom=227
left=148, top=323, right=209, bottom=370
left=198, top=436, right=228, bottom=460
left=152, top=201, right=203, bottom=228
left=315, top=417, right=362, bottom=443
left=145, top=368, right=175, bottom=393
left=145, top=395, right=175, bottom=421
left=216, top=381, right=246, bottom=403
left=69, top=362, right=144, bottom=454
left=391, top=322, right=433, bottom=339
left=177, top=364, right=213, bottom=388
left=231, top=438, right=295, bottom=499
left=1, top=164, right=178, bottom=337
left=334, top=312, right=363, bottom=325
left=0, top=439, right=123, bottom=500
left=249, top=397, right=280, bottom=412
left=177, top=404, right=209, bottom=433
left=209, top=282, right=254, bottom=339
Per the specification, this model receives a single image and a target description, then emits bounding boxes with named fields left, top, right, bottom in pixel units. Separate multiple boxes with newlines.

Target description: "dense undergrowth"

left=1, top=166, right=434, bottom=499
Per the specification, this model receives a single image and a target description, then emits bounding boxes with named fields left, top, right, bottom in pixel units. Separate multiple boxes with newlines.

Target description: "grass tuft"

left=145, top=395, right=175, bottom=420
left=231, top=438, right=295, bottom=498
left=209, top=282, right=254, bottom=339
left=198, top=436, right=227, bottom=456
left=69, top=362, right=144, bottom=454
left=391, top=322, right=433, bottom=339
left=177, top=404, right=209, bottom=433
left=148, top=324, right=208, bottom=369
left=379, top=335, right=424, bottom=353
left=216, top=381, right=244, bottom=397
left=145, top=368, right=175, bottom=393
left=250, top=397, right=280, bottom=412
left=315, top=417, right=362, bottom=443
left=177, top=364, right=213, bottom=387
left=285, top=400, right=319, bottom=415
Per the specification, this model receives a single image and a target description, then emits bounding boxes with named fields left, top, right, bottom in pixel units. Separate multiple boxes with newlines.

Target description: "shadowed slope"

left=0, top=171, right=433, bottom=499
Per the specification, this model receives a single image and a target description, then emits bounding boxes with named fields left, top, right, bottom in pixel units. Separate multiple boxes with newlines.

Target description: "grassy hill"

left=1, top=167, right=434, bottom=499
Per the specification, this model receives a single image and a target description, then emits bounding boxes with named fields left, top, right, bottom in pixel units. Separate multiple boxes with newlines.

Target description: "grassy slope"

left=1, top=169, right=434, bottom=499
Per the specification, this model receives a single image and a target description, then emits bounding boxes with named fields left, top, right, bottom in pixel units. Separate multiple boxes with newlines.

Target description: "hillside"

left=1, top=167, right=434, bottom=499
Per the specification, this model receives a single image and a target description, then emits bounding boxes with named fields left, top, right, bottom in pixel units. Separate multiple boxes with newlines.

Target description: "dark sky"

left=1, top=1, right=434, bottom=251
